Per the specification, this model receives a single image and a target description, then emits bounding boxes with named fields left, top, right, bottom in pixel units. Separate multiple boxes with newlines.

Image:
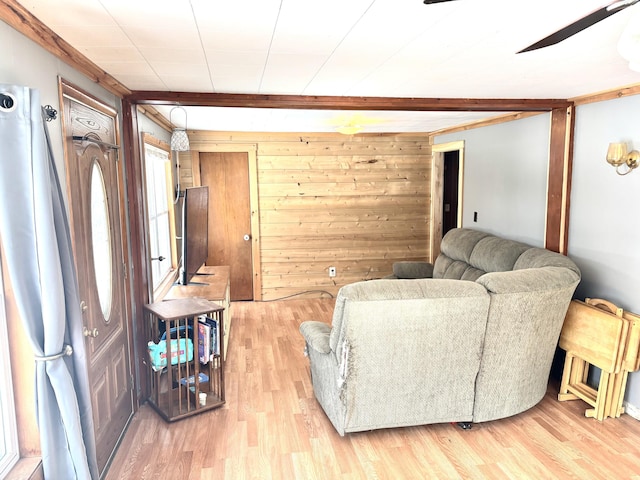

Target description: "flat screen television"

left=180, top=186, right=209, bottom=285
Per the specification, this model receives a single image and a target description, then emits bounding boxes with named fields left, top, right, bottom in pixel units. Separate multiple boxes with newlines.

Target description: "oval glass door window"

left=90, top=160, right=113, bottom=320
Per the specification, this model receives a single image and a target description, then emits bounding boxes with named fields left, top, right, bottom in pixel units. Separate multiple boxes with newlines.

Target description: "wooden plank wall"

left=184, top=132, right=431, bottom=300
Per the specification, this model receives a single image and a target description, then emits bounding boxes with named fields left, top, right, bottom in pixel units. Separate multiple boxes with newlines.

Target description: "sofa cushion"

left=514, top=247, right=581, bottom=276
left=433, top=229, right=491, bottom=279
left=434, top=229, right=531, bottom=279
left=439, top=228, right=491, bottom=264
left=433, top=257, right=486, bottom=281
left=469, top=236, right=530, bottom=273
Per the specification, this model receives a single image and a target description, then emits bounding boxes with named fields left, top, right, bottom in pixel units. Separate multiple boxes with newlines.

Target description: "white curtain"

left=0, top=85, right=98, bottom=479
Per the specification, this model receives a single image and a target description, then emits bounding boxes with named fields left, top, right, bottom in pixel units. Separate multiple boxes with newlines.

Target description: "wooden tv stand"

left=163, top=265, right=231, bottom=360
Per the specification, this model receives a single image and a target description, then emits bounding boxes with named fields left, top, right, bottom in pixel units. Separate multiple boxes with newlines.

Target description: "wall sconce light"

left=606, top=142, right=639, bottom=175
left=169, top=106, right=190, bottom=151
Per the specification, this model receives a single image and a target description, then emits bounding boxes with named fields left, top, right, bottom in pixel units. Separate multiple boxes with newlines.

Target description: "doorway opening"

left=442, top=150, right=460, bottom=237
left=430, top=141, right=464, bottom=261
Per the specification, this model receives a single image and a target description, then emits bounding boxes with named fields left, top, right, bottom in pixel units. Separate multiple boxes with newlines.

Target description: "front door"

left=199, top=152, right=253, bottom=300
left=61, top=82, right=134, bottom=475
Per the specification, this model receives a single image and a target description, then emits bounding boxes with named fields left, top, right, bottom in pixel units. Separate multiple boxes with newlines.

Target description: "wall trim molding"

left=623, top=401, right=640, bottom=421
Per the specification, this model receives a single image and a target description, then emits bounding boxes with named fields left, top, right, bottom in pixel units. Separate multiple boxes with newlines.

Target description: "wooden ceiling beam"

left=126, top=91, right=573, bottom=113
left=3, top=0, right=572, bottom=114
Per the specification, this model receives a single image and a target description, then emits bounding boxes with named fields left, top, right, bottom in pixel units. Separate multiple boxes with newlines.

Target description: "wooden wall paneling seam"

left=545, top=106, right=575, bottom=254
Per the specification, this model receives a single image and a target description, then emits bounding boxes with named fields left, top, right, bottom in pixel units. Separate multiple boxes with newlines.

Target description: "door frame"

left=190, top=142, right=262, bottom=301
left=430, top=140, right=465, bottom=262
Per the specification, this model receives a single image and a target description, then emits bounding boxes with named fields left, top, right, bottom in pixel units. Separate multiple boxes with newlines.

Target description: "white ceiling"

left=18, top=0, right=640, bottom=133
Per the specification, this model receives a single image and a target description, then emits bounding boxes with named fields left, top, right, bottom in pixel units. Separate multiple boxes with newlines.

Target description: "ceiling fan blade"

left=518, top=0, right=639, bottom=53
left=423, top=0, right=458, bottom=4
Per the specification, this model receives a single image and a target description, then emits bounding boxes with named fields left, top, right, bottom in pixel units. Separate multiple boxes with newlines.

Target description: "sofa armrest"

left=392, top=261, right=434, bottom=279
left=300, top=321, right=332, bottom=354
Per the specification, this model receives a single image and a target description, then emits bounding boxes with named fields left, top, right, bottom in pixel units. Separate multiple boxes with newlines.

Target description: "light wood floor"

left=105, top=299, right=640, bottom=479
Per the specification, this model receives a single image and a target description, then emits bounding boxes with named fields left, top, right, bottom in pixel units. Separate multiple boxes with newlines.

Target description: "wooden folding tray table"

left=558, top=298, right=640, bottom=421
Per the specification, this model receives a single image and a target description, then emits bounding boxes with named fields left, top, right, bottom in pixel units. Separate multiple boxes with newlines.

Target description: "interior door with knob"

left=199, top=151, right=253, bottom=300
left=61, top=82, right=134, bottom=475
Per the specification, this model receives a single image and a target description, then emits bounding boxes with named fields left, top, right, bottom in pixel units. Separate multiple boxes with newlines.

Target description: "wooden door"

left=199, top=152, right=253, bottom=301
left=61, top=84, right=133, bottom=474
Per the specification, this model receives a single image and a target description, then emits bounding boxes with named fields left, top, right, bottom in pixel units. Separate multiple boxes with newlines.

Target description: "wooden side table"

left=144, top=297, right=225, bottom=421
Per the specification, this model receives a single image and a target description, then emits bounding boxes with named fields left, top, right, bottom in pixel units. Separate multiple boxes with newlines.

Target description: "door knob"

left=83, top=326, right=99, bottom=338
left=243, top=234, right=251, bottom=241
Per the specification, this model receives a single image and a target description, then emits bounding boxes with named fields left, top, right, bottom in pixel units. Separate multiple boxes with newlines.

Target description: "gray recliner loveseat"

left=299, top=228, right=581, bottom=435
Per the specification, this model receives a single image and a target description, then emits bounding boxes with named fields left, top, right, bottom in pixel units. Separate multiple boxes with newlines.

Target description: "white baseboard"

left=623, top=401, right=640, bottom=420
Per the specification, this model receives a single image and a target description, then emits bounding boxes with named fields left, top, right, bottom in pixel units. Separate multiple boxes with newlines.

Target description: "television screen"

left=180, top=186, right=209, bottom=285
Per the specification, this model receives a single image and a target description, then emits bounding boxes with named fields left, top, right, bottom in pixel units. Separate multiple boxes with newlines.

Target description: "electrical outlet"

left=329, top=266, right=337, bottom=278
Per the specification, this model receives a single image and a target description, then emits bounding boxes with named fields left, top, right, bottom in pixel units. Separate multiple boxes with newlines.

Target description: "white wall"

left=436, top=101, right=640, bottom=414
left=138, top=113, right=171, bottom=144
left=435, top=113, right=551, bottom=246
left=570, top=95, right=640, bottom=410
left=0, top=21, right=120, bottom=192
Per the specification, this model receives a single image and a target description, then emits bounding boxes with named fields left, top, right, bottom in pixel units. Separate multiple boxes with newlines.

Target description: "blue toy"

left=147, top=338, right=193, bottom=372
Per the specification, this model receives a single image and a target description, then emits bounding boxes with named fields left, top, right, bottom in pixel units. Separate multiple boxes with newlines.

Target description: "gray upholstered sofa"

left=299, top=228, right=580, bottom=435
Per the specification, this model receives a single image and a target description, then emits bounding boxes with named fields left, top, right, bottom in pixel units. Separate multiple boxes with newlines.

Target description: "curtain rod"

left=1, top=92, right=57, bottom=121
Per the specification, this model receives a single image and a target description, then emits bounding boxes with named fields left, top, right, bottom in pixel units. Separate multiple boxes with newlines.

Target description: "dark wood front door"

left=61, top=82, right=134, bottom=474
left=199, top=152, right=253, bottom=301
